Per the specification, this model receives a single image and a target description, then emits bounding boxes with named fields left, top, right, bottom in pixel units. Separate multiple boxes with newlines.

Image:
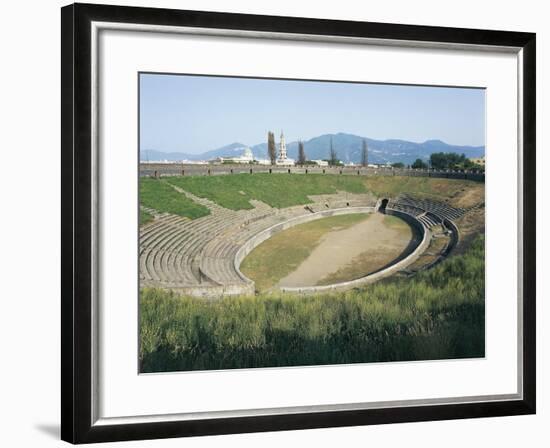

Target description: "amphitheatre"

left=139, top=168, right=485, bottom=298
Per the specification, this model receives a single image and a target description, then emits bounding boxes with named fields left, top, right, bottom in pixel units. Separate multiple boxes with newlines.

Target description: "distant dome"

left=242, top=147, right=253, bottom=158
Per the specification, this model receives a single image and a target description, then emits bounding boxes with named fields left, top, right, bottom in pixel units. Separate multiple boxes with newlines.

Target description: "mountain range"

left=141, top=133, right=485, bottom=165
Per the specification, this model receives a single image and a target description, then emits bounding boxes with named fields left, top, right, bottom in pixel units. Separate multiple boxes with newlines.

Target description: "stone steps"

left=140, top=189, right=382, bottom=291
left=394, top=194, right=469, bottom=223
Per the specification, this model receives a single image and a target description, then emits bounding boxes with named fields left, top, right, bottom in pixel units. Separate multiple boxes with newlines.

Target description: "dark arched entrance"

left=379, top=198, right=389, bottom=213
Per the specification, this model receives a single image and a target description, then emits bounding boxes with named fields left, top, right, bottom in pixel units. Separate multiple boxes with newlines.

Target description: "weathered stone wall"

left=166, top=282, right=255, bottom=300
left=443, top=218, right=461, bottom=254
left=140, top=163, right=485, bottom=182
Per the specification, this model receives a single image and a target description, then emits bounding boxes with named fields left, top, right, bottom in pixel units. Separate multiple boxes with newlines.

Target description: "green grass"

left=140, top=174, right=482, bottom=219
left=139, top=208, right=154, bottom=226
left=165, top=173, right=368, bottom=210
left=160, top=173, right=481, bottom=211
left=140, top=178, right=210, bottom=219
left=140, top=236, right=485, bottom=372
left=240, top=213, right=370, bottom=291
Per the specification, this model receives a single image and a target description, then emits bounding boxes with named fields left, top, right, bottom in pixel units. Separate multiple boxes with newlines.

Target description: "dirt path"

left=451, top=185, right=485, bottom=208
left=278, top=213, right=413, bottom=287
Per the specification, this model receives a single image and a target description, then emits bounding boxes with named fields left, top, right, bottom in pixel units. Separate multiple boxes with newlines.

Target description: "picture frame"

left=61, top=2, right=536, bottom=444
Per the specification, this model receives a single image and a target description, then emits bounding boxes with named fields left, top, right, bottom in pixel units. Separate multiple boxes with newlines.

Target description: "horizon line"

left=139, top=133, right=486, bottom=154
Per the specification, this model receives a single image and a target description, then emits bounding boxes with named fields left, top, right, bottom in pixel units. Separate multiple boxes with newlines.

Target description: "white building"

left=212, top=147, right=255, bottom=164
left=275, top=131, right=295, bottom=166
left=311, top=159, right=329, bottom=167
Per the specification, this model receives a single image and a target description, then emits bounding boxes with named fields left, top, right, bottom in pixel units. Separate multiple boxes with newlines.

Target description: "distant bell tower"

left=278, top=130, right=287, bottom=161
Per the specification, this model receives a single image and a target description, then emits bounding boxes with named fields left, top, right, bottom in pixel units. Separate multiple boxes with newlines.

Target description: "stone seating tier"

left=140, top=190, right=471, bottom=294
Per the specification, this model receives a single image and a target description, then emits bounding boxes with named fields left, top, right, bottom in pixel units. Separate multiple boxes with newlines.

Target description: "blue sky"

left=139, top=73, right=485, bottom=154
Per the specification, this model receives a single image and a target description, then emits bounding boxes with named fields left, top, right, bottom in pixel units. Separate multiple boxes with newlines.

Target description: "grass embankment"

left=140, top=236, right=485, bottom=372
left=165, top=173, right=367, bottom=210
left=453, top=206, right=485, bottom=254
left=139, top=177, right=210, bottom=219
left=240, top=213, right=371, bottom=290
left=363, top=176, right=484, bottom=208
left=141, top=174, right=483, bottom=218
left=139, top=208, right=154, bottom=226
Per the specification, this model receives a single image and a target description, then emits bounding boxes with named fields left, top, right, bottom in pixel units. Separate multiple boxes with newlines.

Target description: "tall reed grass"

left=140, top=236, right=485, bottom=372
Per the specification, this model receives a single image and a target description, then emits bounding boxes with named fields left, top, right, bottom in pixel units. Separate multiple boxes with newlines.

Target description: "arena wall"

left=140, top=163, right=485, bottom=182
left=164, top=282, right=255, bottom=299
left=443, top=218, right=461, bottom=253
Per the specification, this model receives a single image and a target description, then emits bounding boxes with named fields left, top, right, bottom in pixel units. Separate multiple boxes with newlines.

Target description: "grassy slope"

left=140, top=236, right=485, bottom=372
left=453, top=207, right=486, bottom=254
left=166, top=174, right=367, bottom=210
left=139, top=208, right=154, bottom=226
left=363, top=176, right=483, bottom=207
left=141, top=174, right=483, bottom=217
left=140, top=178, right=210, bottom=219
left=240, top=213, right=371, bottom=291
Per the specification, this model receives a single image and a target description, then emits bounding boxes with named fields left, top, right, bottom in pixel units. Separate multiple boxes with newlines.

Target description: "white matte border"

left=95, top=24, right=520, bottom=421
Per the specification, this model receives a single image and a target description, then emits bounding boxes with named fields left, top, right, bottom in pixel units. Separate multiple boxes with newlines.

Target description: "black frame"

left=61, top=2, right=536, bottom=444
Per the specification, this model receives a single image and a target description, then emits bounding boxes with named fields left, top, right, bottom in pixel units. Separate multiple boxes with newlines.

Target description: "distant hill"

left=141, top=142, right=249, bottom=163
left=141, top=133, right=485, bottom=165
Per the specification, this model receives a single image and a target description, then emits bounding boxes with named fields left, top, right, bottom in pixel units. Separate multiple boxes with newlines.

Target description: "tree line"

left=393, top=153, right=484, bottom=171
left=429, top=152, right=484, bottom=171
